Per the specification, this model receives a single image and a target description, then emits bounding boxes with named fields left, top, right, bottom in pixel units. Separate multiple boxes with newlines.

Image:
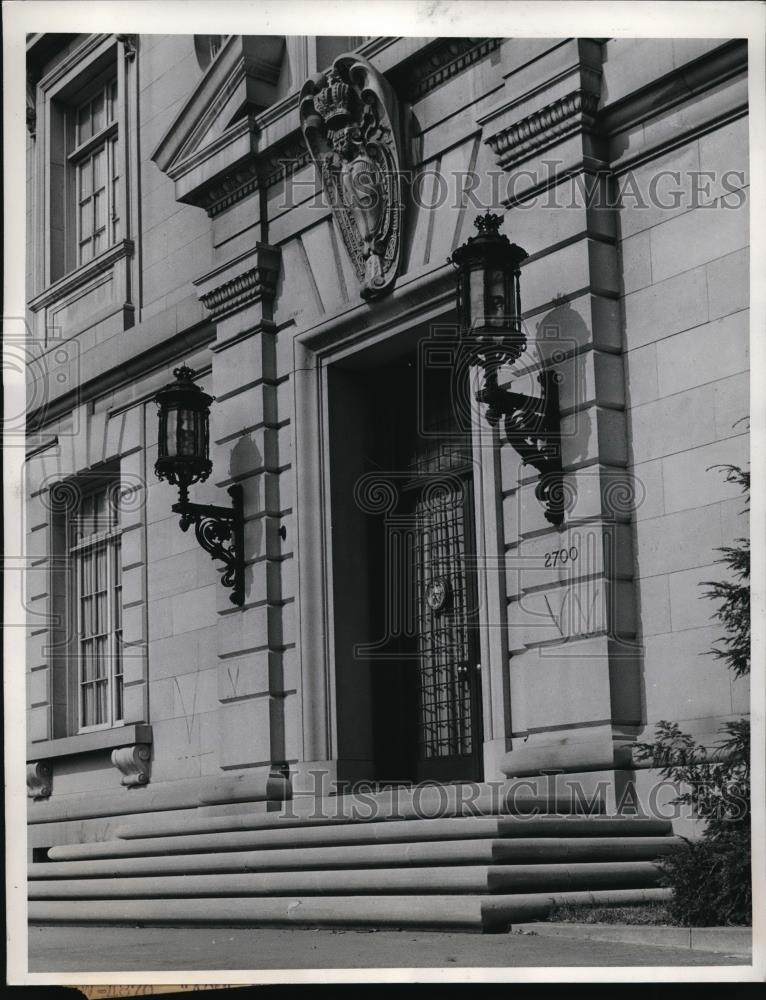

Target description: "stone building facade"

left=24, top=34, right=749, bottom=920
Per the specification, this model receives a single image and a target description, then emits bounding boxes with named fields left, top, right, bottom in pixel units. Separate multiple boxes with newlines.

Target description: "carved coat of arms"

left=300, top=54, right=404, bottom=300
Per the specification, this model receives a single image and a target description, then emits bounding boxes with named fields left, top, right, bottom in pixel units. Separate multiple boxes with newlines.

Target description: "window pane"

left=92, top=89, right=105, bottom=134
left=79, top=161, right=92, bottom=200
left=95, top=635, right=108, bottom=678
left=79, top=202, right=92, bottom=240
left=94, top=189, right=106, bottom=234
left=110, top=137, right=119, bottom=180
left=80, top=550, right=92, bottom=591
left=93, top=149, right=106, bottom=191
left=108, top=80, right=118, bottom=123
left=97, top=678, right=108, bottom=725
left=96, top=591, right=107, bottom=635
left=77, top=102, right=91, bottom=144
left=82, top=682, right=94, bottom=727
left=79, top=240, right=93, bottom=266
left=81, top=638, right=94, bottom=678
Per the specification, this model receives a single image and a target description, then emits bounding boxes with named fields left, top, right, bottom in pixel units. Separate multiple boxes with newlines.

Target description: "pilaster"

left=479, top=39, right=643, bottom=780
left=196, top=243, right=293, bottom=785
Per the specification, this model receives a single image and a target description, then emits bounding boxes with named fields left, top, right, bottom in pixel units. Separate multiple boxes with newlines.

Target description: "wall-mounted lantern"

left=449, top=213, right=564, bottom=526
left=154, top=365, right=244, bottom=606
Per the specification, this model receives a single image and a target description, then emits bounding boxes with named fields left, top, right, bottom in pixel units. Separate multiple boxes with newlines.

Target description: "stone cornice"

left=168, top=115, right=255, bottom=184
left=156, top=37, right=502, bottom=218
left=36, top=33, right=113, bottom=94
left=486, top=90, right=600, bottom=171
left=187, top=127, right=312, bottom=217
left=599, top=38, right=747, bottom=135
left=391, top=37, right=503, bottom=102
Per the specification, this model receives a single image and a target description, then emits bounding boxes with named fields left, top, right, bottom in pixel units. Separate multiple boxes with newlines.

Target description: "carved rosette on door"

left=300, top=54, right=404, bottom=299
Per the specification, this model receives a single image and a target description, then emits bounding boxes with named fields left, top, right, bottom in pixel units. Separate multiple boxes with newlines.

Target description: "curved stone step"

left=29, top=860, right=663, bottom=900
left=113, top=788, right=608, bottom=840
left=30, top=836, right=681, bottom=880
left=49, top=816, right=674, bottom=862
left=28, top=888, right=673, bottom=930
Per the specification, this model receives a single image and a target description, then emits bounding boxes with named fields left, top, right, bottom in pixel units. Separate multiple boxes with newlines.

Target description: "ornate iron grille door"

left=409, top=474, right=482, bottom=782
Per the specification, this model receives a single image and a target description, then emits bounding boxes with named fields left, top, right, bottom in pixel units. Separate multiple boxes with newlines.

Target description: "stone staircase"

left=28, top=787, right=679, bottom=931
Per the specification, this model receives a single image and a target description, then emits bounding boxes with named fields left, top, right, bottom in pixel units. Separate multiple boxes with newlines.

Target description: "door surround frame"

left=289, top=261, right=512, bottom=793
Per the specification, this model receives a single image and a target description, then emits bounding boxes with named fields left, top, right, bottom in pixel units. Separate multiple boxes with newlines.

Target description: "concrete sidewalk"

left=513, top=922, right=752, bottom=956
left=27, top=924, right=750, bottom=973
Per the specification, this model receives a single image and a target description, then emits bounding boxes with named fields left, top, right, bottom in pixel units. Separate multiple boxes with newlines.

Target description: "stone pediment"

left=151, top=34, right=299, bottom=213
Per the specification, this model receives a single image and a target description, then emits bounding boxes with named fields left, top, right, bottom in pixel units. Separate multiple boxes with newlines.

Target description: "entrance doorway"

left=328, top=346, right=484, bottom=784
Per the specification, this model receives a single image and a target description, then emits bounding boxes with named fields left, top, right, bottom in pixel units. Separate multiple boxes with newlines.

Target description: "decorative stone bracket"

left=27, top=761, right=52, bottom=800
left=477, top=40, right=603, bottom=177
left=195, top=243, right=282, bottom=324
left=483, top=88, right=601, bottom=173
left=111, top=744, right=152, bottom=787
left=116, top=34, right=138, bottom=62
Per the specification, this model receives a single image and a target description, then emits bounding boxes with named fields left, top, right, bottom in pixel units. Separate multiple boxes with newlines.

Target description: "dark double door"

left=369, top=360, right=483, bottom=784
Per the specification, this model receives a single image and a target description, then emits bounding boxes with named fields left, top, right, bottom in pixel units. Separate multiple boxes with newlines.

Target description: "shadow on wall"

left=501, top=299, right=594, bottom=466
left=229, top=433, right=264, bottom=603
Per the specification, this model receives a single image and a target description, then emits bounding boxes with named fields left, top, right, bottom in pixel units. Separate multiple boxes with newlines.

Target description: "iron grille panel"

left=414, top=482, right=474, bottom=759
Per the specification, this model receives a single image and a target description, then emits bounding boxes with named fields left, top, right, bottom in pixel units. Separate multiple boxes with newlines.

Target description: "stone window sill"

left=28, top=239, right=134, bottom=315
left=27, top=723, right=152, bottom=762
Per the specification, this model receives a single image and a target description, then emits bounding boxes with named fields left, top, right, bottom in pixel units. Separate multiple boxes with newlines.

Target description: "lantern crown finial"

left=173, top=364, right=197, bottom=383
left=474, top=212, right=503, bottom=235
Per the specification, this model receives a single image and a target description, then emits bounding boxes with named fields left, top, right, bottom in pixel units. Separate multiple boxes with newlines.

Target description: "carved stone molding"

left=27, top=70, right=38, bottom=138
left=27, top=761, right=52, bottom=800
left=391, top=37, right=502, bottom=102
left=484, top=90, right=601, bottom=172
left=186, top=130, right=312, bottom=217
left=111, top=743, right=151, bottom=787
left=117, top=34, right=137, bottom=61
left=195, top=243, right=282, bottom=320
left=300, top=53, right=404, bottom=300
left=259, top=132, right=313, bottom=190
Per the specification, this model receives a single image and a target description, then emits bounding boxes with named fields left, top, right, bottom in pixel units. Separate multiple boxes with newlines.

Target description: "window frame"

left=49, top=467, right=126, bottom=738
left=27, top=32, right=138, bottom=326
left=68, top=73, right=121, bottom=268
left=68, top=480, right=124, bottom=733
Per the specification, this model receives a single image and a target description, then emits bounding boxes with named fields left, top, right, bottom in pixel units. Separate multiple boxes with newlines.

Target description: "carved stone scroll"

left=300, top=54, right=404, bottom=300
left=111, top=744, right=151, bottom=787
left=27, top=761, right=52, bottom=800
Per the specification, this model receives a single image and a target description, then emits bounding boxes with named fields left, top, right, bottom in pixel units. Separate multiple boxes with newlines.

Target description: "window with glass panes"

left=70, top=78, right=119, bottom=267
left=69, top=485, right=123, bottom=730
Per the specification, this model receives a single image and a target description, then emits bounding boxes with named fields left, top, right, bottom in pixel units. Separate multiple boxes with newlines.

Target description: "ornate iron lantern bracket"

left=172, top=485, right=245, bottom=607
left=449, top=213, right=564, bottom=526
left=477, top=366, right=564, bottom=526
left=154, top=366, right=245, bottom=606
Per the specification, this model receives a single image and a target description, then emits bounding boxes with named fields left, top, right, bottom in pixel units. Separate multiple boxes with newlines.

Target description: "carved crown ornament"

left=300, top=54, right=404, bottom=300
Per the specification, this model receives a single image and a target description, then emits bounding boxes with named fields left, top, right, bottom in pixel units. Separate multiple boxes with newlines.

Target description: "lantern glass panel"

left=177, top=408, right=198, bottom=457
left=487, top=268, right=506, bottom=328
left=164, top=407, right=178, bottom=458
left=469, top=267, right=484, bottom=328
